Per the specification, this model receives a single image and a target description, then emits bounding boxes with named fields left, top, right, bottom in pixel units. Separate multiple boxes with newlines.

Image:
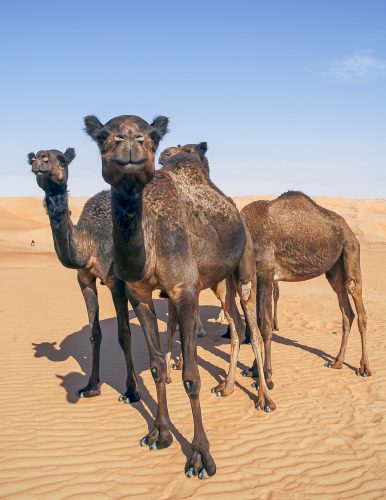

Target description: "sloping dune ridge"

left=0, top=195, right=386, bottom=499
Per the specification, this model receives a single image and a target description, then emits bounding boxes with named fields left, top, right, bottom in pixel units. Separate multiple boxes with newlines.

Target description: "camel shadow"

left=272, top=332, right=357, bottom=372
left=31, top=299, right=227, bottom=458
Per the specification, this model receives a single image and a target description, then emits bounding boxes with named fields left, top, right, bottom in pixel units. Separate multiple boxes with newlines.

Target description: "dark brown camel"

left=159, top=142, right=210, bottom=175
left=28, top=149, right=140, bottom=403
left=159, top=142, right=209, bottom=378
left=85, top=114, right=274, bottom=479
left=240, top=192, right=371, bottom=390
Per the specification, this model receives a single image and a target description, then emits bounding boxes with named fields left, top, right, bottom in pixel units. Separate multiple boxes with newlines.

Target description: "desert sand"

left=0, top=195, right=385, bottom=499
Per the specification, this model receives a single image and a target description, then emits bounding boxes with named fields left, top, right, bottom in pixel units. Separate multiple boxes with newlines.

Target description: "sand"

left=0, top=195, right=386, bottom=499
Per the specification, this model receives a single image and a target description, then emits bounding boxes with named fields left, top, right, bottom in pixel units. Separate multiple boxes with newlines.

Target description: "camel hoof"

left=324, top=363, right=331, bottom=368
left=198, top=468, right=209, bottom=480
left=172, top=364, right=178, bottom=370
left=256, top=405, right=262, bottom=412
left=197, top=329, right=206, bottom=338
left=139, top=437, right=148, bottom=447
left=119, top=390, right=140, bottom=404
left=361, top=372, right=367, bottom=377
left=265, top=406, right=271, bottom=413
left=149, top=442, right=158, bottom=451
left=216, top=391, right=222, bottom=397
left=186, top=468, right=195, bottom=478
left=210, top=387, right=216, bottom=393
left=76, top=386, right=101, bottom=398
left=251, top=381, right=258, bottom=388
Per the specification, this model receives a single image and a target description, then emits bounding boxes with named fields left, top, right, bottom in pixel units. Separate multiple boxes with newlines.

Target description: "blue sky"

left=1, top=0, right=385, bottom=198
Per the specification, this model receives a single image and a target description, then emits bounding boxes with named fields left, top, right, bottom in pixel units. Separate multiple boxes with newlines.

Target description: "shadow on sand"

left=32, top=298, right=355, bottom=453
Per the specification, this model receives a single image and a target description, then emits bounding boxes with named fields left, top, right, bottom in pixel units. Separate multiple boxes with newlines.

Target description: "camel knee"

left=150, top=355, right=167, bottom=383
left=90, top=330, right=101, bottom=344
left=240, top=280, right=252, bottom=301
left=183, top=377, right=201, bottom=399
left=346, top=278, right=357, bottom=294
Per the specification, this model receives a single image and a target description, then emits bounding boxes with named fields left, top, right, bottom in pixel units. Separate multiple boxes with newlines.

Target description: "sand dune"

left=0, top=195, right=386, bottom=499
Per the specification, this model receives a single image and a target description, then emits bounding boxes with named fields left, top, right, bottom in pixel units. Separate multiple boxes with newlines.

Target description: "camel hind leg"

left=325, top=260, right=355, bottom=370
left=210, top=278, right=244, bottom=397
left=342, top=238, right=371, bottom=376
left=237, top=230, right=276, bottom=412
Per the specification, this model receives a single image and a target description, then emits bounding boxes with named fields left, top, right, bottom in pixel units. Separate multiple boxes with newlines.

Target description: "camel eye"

left=57, top=155, right=66, bottom=166
left=42, top=156, right=49, bottom=162
left=97, top=131, right=109, bottom=144
left=135, top=135, right=145, bottom=143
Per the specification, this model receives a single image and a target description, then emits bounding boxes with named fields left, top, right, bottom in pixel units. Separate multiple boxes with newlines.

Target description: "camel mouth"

left=113, top=158, right=147, bottom=170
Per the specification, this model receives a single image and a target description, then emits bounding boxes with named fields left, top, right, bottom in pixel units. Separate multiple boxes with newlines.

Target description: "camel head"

left=159, top=142, right=209, bottom=172
left=28, top=148, right=76, bottom=191
left=158, top=145, right=182, bottom=166
left=84, top=114, right=169, bottom=189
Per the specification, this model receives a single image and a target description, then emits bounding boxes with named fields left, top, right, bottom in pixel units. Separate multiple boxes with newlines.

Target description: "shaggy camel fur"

left=28, top=149, right=140, bottom=402
left=85, top=114, right=274, bottom=479
left=240, top=192, right=371, bottom=390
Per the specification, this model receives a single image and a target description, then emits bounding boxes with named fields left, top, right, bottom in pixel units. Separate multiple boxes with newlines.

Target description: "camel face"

left=85, top=114, right=168, bottom=189
left=158, top=146, right=181, bottom=166
left=28, top=148, right=75, bottom=190
left=159, top=143, right=208, bottom=167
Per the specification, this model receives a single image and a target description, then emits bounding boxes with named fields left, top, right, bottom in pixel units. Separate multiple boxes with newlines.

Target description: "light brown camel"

left=85, top=114, right=274, bottom=479
left=28, top=149, right=140, bottom=403
left=239, top=192, right=371, bottom=390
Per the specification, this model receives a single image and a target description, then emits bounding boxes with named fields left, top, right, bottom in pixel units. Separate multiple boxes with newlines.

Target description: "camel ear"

left=150, top=115, right=169, bottom=146
left=196, top=142, right=208, bottom=159
left=84, top=115, right=104, bottom=140
left=64, top=148, right=76, bottom=163
left=27, top=152, right=35, bottom=165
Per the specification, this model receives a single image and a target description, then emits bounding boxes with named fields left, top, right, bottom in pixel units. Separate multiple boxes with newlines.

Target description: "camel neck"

left=44, top=188, right=85, bottom=269
left=111, top=185, right=147, bottom=282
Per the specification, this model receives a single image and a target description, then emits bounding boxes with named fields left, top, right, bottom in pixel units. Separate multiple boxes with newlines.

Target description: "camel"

left=28, top=148, right=140, bottom=403
left=159, top=142, right=209, bottom=376
left=239, top=192, right=371, bottom=390
left=85, top=114, right=274, bottom=479
left=159, top=142, right=209, bottom=175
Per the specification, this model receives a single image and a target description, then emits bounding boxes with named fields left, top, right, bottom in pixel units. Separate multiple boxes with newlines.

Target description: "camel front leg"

left=129, top=291, right=173, bottom=450
left=173, top=290, right=216, bottom=479
left=109, top=279, right=140, bottom=403
left=76, top=271, right=102, bottom=398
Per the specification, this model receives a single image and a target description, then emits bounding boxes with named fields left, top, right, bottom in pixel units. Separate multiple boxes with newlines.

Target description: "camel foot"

left=255, top=392, right=276, bottom=413
left=197, top=327, right=206, bottom=338
left=76, top=384, right=101, bottom=398
left=324, top=360, right=342, bottom=369
left=185, top=448, right=216, bottom=479
left=251, top=380, right=274, bottom=390
left=172, top=357, right=183, bottom=371
left=241, top=365, right=258, bottom=378
left=139, top=425, right=173, bottom=451
left=119, top=388, right=141, bottom=403
left=210, top=382, right=234, bottom=397
left=357, top=367, right=372, bottom=377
